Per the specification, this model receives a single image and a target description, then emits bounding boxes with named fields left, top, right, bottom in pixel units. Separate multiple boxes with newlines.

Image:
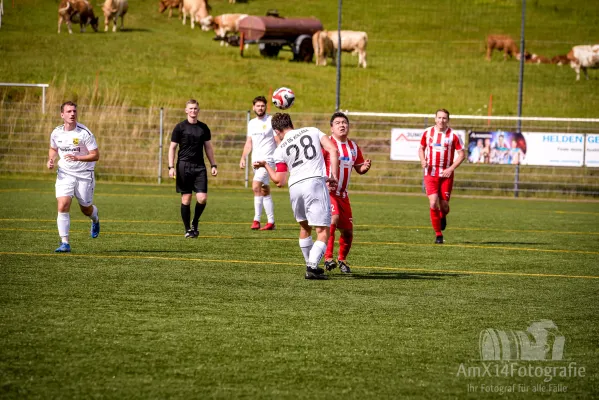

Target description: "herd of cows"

left=53, top=0, right=598, bottom=78
left=486, top=34, right=599, bottom=80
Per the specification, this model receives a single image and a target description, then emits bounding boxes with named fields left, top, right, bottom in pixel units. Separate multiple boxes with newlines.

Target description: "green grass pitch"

left=0, top=178, right=598, bottom=398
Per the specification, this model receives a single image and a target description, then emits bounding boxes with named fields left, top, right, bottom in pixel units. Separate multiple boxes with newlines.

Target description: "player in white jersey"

left=253, top=113, right=339, bottom=280
left=239, top=96, right=279, bottom=231
left=47, top=101, right=101, bottom=253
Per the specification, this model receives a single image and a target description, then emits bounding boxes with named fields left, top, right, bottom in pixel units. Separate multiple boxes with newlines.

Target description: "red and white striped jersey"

left=323, top=136, right=365, bottom=198
left=420, top=126, right=464, bottom=177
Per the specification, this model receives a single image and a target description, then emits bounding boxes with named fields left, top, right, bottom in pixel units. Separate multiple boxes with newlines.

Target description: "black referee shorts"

left=176, top=161, right=208, bottom=194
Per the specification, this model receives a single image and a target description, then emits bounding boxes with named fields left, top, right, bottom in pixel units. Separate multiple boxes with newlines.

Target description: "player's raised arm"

left=254, top=160, right=287, bottom=188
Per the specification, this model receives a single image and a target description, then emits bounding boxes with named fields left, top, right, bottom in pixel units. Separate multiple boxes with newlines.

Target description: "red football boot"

left=251, top=220, right=260, bottom=230
left=260, top=223, right=276, bottom=231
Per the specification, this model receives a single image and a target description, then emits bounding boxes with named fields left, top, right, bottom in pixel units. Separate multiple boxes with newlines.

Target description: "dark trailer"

left=236, top=16, right=323, bottom=62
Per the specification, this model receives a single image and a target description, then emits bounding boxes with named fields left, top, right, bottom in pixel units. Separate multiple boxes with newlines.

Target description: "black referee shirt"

left=171, top=120, right=212, bottom=166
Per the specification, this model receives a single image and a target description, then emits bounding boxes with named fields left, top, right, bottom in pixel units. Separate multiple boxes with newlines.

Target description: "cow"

left=102, top=0, right=128, bottom=32
left=526, top=54, right=551, bottom=64
left=159, top=0, right=182, bottom=19
left=182, top=0, right=213, bottom=31
left=58, top=0, right=99, bottom=34
left=313, top=30, right=368, bottom=68
left=551, top=54, right=570, bottom=66
left=213, top=13, right=247, bottom=46
left=485, top=34, right=528, bottom=61
left=567, top=45, right=599, bottom=80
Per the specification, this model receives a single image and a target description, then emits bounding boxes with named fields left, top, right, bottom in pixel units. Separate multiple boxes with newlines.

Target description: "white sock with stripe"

left=307, top=240, right=327, bottom=269
left=263, top=195, right=275, bottom=224
left=89, top=205, right=99, bottom=223
left=299, top=237, right=313, bottom=263
left=57, top=212, right=70, bottom=243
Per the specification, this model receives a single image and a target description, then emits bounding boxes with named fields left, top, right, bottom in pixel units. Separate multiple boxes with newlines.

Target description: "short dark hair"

left=271, top=113, right=294, bottom=132
left=330, top=111, right=349, bottom=126
left=436, top=108, right=450, bottom=119
left=253, top=96, right=267, bottom=105
left=186, top=99, right=199, bottom=107
left=60, top=101, right=77, bottom=113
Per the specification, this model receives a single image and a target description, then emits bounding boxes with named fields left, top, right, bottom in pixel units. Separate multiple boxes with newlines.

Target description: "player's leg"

left=290, top=183, right=312, bottom=263
left=298, top=220, right=313, bottom=263
left=54, top=170, right=75, bottom=252
left=424, top=176, right=443, bottom=243
left=324, top=196, right=339, bottom=271
left=75, top=175, right=100, bottom=238
left=304, top=178, right=331, bottom=279
left=439, top=176, right=454, bottom=232
left=251, top=177, right=263, bottom=229
left=336, top=197, right=354, bottom=273
left=176, top=162, right=194, bottom=237
left=259, top=171, right=275, bottom=230
left=191, top=168, right=208, bottom=237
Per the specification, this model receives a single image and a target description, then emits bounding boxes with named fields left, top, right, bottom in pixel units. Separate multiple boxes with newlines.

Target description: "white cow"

left=213, top=13, right=247, bottom=46
left=313, top=30, right=368, bottom=68
left=182, top=0, right=212, bottom=31
left=567, top=44, right=599, bottom=80
left=103, top=0, right=128, bottom=32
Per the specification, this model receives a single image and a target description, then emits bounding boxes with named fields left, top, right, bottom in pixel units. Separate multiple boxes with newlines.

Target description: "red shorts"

left=424, top=175, right=454, bottom=201
left=330, top=194, right=353, bottom=230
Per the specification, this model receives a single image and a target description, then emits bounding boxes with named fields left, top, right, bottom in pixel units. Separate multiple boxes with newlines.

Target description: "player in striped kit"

left=253, top=113, right=339, bottom=280
left=418, top=109, right=465, bottom=244
left=47, top=101, right=101, bottom=253
left=322, top=112, right=371, bottom=273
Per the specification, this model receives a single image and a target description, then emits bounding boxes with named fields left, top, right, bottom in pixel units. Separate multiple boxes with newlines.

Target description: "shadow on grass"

left=333, top=271, right=465, bottom=280
left=117, top=28, right=153, bottom=33
left=461, top=241, right=545, bottom=245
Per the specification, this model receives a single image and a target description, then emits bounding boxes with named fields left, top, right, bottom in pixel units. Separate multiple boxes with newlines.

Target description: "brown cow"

left=485, top=34, right=527, bottom=61
left=551, top=54, right=569, bottom=66
left=527, top=54, right=551, bottom=64
left=159, top=0, right=182, bottom=19
left=182, top=0, right=212, bottom=30
left=313, top=30, right=368, bottom=68
left=58, top=0, right=99, bottom=34
left=102, top=0, right=128, bottom=32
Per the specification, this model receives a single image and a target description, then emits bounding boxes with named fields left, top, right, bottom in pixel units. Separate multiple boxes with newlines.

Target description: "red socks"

left=325, top=225, right=336, bottom=260
left=430, top=208, right=442, bottom=236
left=338, top=231, right=353, bottom=261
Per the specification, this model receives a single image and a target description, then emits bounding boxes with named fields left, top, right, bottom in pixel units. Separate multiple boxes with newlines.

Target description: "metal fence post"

left=514, top=0, right=526, bottom=198
left=158, top=107, right=164, bottom=184
left=245, top=110, right=250, bottom=188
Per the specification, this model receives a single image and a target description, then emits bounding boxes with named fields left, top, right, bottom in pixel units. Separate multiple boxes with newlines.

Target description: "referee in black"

left=168, top=99, right=218, bottom=238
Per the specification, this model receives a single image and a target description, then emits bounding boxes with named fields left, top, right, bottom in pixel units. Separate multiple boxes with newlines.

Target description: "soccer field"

left=0, top=179, right=598, bottom=398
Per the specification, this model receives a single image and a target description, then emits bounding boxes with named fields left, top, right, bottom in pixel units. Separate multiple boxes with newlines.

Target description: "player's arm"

left=321, top=135, right=339, bottom=187
left=47, top=147, right=58, bottom=170
left=418, top=145, right=427, bottom=169
left=204, top=140, right=218, bottom=176
left=239, top=136, right=252, bottom=169
left=168, top=141, right=178, bottom=178
left=64, top=149, right=99, bottom=162
left=353, top=147, right=371, bottom=175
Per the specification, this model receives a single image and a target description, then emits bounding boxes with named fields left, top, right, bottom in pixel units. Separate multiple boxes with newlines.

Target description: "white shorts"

left=55, top=169, right=95, bottom=207
left=288, top=177, right=331, bottom=227
left=253, top=162, right=275, bottom=185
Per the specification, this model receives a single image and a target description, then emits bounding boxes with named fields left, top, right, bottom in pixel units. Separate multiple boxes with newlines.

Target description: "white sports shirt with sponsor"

left=50, top=123, right=98, bottom=179
left=248, top=115, right=277, bottom=163
left=273, top=127, right=327, bottom=187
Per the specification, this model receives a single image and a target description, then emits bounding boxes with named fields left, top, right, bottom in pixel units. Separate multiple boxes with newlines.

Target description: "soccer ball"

left=272, top=87, right=295, bottom=110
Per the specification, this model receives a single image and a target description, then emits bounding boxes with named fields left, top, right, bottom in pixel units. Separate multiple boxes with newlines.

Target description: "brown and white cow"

left=526, top=54, right=551, bottom=64
left=213, top=13, right=247, bottom=46
left=182, top=0, right=212, bottom=30
left=313, top=30, right=368, bottom=68
left=485, top=34, right=527, bottom=61
left=58, top=0, right=99, bottom=34
left=567, top=45, right=599, bottom=80
left=159, top=0, right=182, bottom=19
left=102, top=0, right=128, bottom=32
left=551, top=54, right=569, bottom=66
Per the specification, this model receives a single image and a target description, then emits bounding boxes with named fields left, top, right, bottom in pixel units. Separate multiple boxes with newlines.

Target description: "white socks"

left=299, top=237, right=313, bottom=263
left=253, top=196, right=263, bottom=221
left=263, top=195, right=275, bottom=224
left=307, top=240, right=327, bottom=269
left=89, top=205, right=99, bottom=223
left=57, top=212, right=70, bottom=243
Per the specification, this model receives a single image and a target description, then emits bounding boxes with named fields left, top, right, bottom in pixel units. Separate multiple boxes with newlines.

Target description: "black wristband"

left=211, top=165, right=217, bottom=168
left=168, top=166, right=174, bottom=169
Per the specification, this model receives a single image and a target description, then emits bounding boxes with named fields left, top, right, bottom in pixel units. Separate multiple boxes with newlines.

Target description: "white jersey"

left=50, top=123, right=98, bottom=179
left=273, top=127, right=327, bottom=187
left=247, top=114, right=276, bottom=163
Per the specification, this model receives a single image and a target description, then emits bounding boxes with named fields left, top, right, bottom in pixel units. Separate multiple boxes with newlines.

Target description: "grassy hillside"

left=0, top=0, right=598, bottom=116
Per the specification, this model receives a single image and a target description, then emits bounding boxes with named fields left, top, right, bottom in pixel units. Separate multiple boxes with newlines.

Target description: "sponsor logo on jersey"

left=339, top=156, right=351, bottom=161
left=350, top=148, right=357, bottom=157
left=73, top=138, right=79, bottom=145
left=60, top=147, right=81, bottom=152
